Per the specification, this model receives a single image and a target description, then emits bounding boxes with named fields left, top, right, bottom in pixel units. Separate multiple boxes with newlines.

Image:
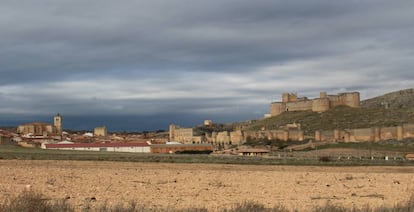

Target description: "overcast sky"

left=1, top=0, right=413, bottom=131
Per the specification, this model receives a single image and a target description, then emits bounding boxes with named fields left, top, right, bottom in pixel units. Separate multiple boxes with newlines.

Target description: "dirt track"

left=0, top=160, right=413, bottom=211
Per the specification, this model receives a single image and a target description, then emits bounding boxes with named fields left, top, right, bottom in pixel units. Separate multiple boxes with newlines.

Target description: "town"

left=1, top=89, right=414, bottom=159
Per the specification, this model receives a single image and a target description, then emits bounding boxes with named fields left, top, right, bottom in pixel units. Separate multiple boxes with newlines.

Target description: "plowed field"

left=1, top=160, right=413, bottom=211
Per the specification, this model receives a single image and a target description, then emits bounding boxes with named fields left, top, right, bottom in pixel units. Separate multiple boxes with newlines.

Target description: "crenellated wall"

left=270, top=91, right=360, bottom=116
left=315, top=124, right=414, bottom=143
left=204, top=128, right=305, bottom=145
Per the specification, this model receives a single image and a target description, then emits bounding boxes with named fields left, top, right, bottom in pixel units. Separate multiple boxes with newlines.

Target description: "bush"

left=319, top=156, right=332, bottom=162
left=1, top=190, right=73, bottom=212
left=223, top=201, right=289, bottom=212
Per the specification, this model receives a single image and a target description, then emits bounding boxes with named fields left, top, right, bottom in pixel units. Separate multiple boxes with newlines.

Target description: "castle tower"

left=169, top=124, right=176, bottom=141
left=54, top=113, right=62, bottom=134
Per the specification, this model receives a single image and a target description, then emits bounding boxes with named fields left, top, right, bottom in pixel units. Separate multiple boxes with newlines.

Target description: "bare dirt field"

left=1, top=160, right=414, bottom=211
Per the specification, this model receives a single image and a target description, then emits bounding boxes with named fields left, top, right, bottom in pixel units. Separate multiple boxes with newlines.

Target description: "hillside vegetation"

left=361, top=88, right=414, bottom=109
left=246, top=106, right=414, bottom=136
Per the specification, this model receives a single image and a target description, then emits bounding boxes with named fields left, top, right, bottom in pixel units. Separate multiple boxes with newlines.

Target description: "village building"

left=42, top=142, right=151, bottom=153
left=17, top=114, right=63, bottom=137
left=94, top=126, right=108, bottom=137
left=169, top=124, right=199, bottom=144
left=150, top=143, right=213, bottom=154
left=238, top=148, right=270, bottom=156
left=0, top=130, right=14, bottom=145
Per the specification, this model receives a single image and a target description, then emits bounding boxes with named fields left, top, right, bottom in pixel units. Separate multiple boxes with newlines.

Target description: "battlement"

left=270, top=91, right=360, bottom=116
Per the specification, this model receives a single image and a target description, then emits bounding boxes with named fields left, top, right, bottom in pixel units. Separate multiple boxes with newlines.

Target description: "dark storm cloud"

left=0, top=0, right=413, bottom=129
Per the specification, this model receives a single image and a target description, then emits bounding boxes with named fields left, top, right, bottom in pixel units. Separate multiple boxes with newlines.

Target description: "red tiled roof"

left=45, top=142, right=149, bottom=148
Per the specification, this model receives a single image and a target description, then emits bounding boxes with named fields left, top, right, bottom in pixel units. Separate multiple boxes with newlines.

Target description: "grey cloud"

left=0, top=0, right=414, bottom=129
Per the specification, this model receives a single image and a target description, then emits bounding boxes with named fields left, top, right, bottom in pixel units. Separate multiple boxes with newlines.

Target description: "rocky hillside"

left=361, top=88, right=414, bottom=109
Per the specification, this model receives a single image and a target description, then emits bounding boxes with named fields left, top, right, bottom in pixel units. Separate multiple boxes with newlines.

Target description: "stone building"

left=169, top=124, right=198, bottom=144
left=17, top=114, right=63, bottom=137
left=270, top=91, right=360, bottom=116
left=94, top=126, right=108, bottom=137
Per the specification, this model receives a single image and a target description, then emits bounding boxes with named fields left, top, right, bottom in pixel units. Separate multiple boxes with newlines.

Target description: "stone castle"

left=270, top=91, right=360, bottom=116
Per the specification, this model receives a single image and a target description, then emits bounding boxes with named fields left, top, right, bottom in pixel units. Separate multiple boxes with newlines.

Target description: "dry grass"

left=0, top=190, right=74, bottom=212
left=2, top=190, right=414, bottom=212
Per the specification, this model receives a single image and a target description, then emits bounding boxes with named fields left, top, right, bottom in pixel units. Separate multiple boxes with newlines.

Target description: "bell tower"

left=54, top=113, right=62, bottom=134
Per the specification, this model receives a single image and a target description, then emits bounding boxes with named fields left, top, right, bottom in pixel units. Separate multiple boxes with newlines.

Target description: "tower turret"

left=54, top=113, right=62, bottom=134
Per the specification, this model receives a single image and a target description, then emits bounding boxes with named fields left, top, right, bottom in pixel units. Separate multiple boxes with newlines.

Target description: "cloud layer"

left=1, top=0, right=413, bottom=130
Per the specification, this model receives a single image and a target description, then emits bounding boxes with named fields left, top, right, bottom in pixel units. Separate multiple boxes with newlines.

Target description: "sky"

left=0, top=0, right=413, bottom=131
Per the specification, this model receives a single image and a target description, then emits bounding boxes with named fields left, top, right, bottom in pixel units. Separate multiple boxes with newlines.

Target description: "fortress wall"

left=174, top=128, right=194, bottom=144
left=288, top=130, right=304, bottom=141
left=337, top=130, right=350, bottom=142
left=216, top=131, right=230, bottom=143
left=192, top=136, right=203, bottom=144
left=342, top=92, right=360, bottom=108
left=264, top=131, right=274, bottom=140
left=243, top=131, right=257, bottom=142
left=321, top=130, right=335, bottom=142
left=316, top=130, right=335, bottom=142
left=285, top=100, right=313, bottom=112
left=312, top=98, right=330, bottom=112
left=258, top=130, right=270, bottom=140
left=270, top=130, right=288, bottom=141
left=403, top=124, right=414, bottom=138
left=326, top=92, right=361, bottom=108
left=230, top=130, right=244, bottom=144
left=282, top=93, right=298, bottom=102
left=169, top=125, right=176, bottom=140
left=348, top=128, right=373, bottom=142
left=316, top=130, right=349, bottom=142
left=380, top=127, right=398, bottom=140
left=270, top=102, right=285, bottom=116
left=327, top=95, right=343, bottom=108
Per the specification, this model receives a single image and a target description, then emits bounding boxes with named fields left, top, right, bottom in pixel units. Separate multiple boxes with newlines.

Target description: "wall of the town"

left=315, top=124, right=414, bottom=143
left=169, top=124, right=194, bottom=144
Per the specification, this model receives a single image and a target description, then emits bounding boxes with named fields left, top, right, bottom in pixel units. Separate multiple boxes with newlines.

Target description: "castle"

left=270, top=91, right=360, bottom=116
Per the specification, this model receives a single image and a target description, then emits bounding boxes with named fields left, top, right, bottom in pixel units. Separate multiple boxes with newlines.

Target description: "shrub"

left=319, top=156, right=332, bottom=162
left=1, top=190, right=73, bottom=212
left=222, top=201, right=289, bottom=212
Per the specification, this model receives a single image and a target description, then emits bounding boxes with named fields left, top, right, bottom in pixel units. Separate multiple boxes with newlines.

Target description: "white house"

left=42, top=142, right=150, bottom=153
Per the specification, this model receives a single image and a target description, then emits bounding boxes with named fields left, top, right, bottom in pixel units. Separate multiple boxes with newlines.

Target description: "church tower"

left=54, top=113, right=63, bottom=134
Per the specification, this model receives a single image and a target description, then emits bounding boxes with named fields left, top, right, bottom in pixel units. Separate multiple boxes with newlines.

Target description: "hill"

left=240, top=88, right=414, bottom=136
left=361, top=88, right=414, bottom=109
left=244, top=106, right=414, bottom=136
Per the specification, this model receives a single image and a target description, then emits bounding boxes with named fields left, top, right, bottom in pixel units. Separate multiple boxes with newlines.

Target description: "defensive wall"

left=315, top=123, right=414, bottom=142
left=271, top=91, right=360, bottom=116
left=205, top=128, right=304, bottom=145
left=170, top=123, right=414, bottom=146
left=169, top=124, right=195, bottom=144
left=170, top=124, right=304, bottom=146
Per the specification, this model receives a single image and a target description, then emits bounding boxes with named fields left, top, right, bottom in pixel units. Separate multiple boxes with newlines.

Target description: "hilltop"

left=241, top=88, right=414, bottom=136
left=361, top=88, right=414, bottom=109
